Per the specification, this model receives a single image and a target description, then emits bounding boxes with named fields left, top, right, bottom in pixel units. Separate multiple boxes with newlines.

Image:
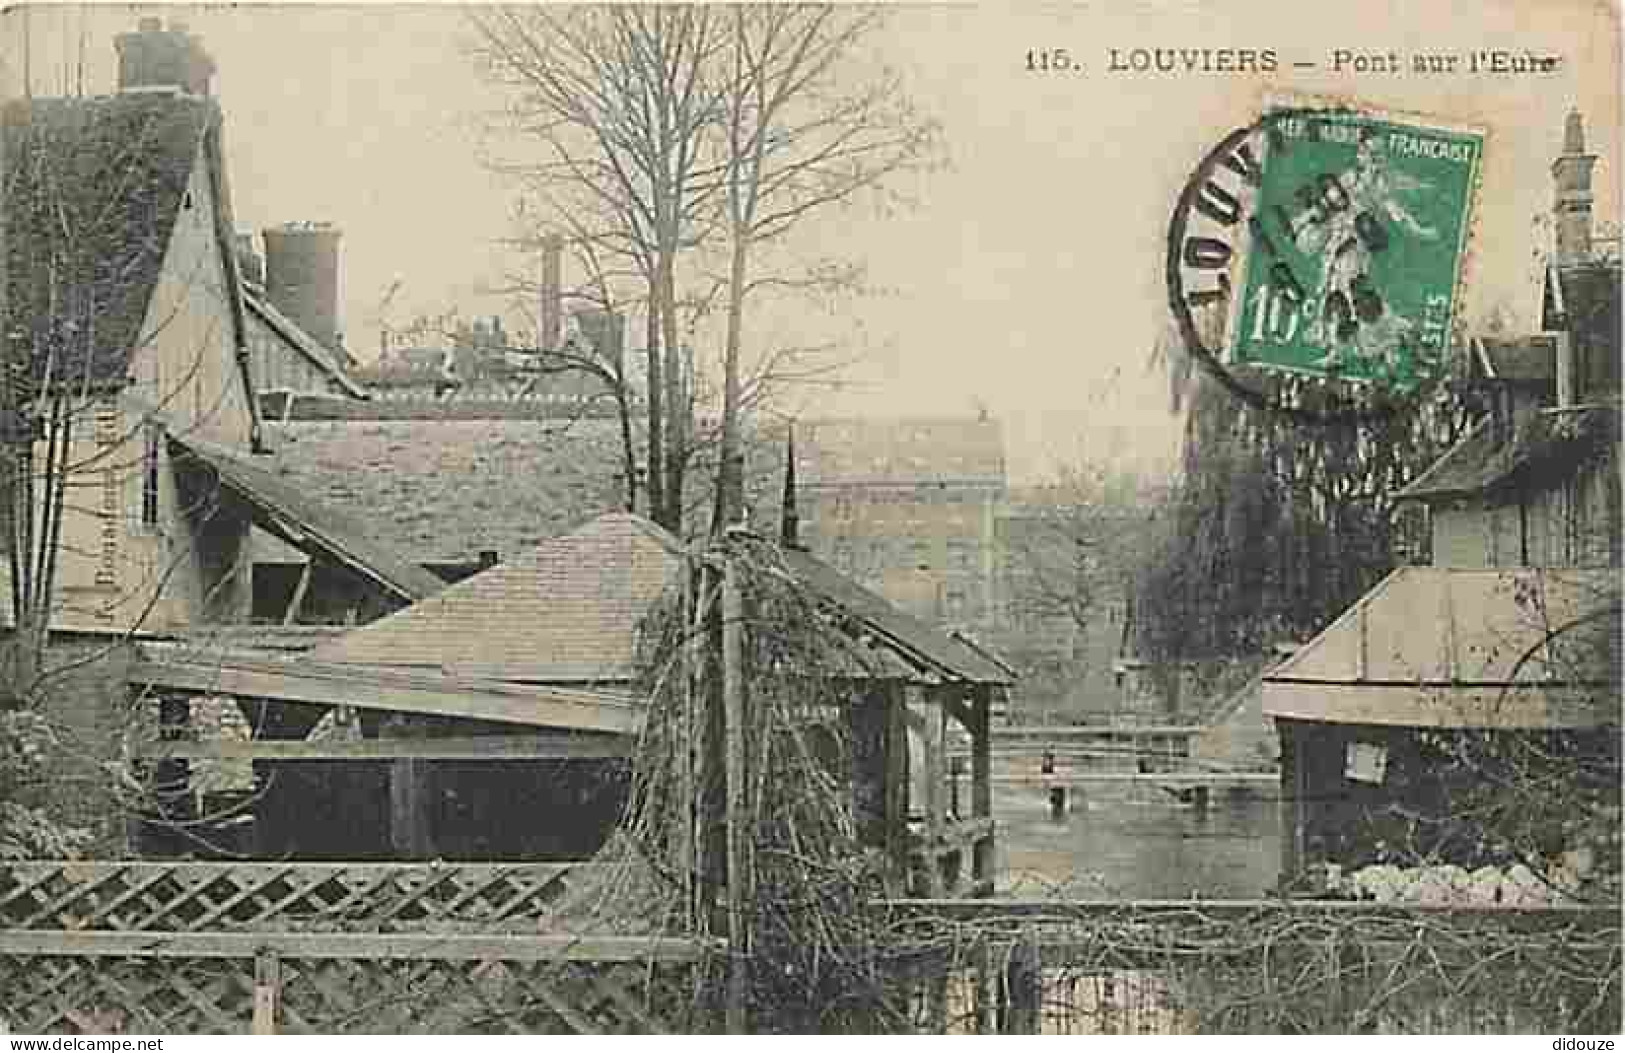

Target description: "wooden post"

left=1276, top=719, right=1301, bottom=890
left=973, top=939, right=997, bottom=1034
left=389, top=757, right=431, bottom=859
left=721, top=549, right=751, bottom=1034
left=971, top=686, right=993, bottom=888
left=252, top=951, right=280, bottom=1034
left=281, top=559, right=313, bottom=626
left=1005, top=932, right=1042, bottom=1034
left=152, top=694, right=194, bottom=856
left=920, top=688, right=946, bottom=899
left=883, top=682, right=911, bottom=893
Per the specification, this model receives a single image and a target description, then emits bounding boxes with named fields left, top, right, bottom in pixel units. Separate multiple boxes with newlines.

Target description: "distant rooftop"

left=796, top=416, right=1006, bottom=488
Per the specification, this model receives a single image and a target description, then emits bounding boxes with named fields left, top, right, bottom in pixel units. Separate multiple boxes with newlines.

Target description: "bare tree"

left=470, top=5, right=944, bottom=535
left=709, top=5, right=943, bottom=527
left=468, top=5, right=723, bottom=533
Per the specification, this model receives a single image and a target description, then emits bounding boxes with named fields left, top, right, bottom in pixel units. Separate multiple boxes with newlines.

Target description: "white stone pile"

left=1324, top=851, right=1597, bottom=907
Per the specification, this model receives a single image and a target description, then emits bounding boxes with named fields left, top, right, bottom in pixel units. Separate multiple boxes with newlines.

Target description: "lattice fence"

left=0, top=861, right=583, bottom=932
left=0, top=862, right=716, bottom=1035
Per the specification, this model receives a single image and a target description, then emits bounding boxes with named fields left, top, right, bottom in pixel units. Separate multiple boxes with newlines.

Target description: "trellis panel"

left=0, top=862, right=585, bottom=932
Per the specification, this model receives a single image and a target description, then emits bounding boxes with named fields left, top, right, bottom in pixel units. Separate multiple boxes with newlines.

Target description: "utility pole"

left=721, top=541, right=751, bottom=1032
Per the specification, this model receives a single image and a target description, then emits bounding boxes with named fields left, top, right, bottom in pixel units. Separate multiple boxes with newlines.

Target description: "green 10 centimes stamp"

left=1168, top=96, right=1486, bottom=420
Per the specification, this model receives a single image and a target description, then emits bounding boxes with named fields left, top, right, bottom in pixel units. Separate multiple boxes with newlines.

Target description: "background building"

left=794, top=416, right=1005, bottom=639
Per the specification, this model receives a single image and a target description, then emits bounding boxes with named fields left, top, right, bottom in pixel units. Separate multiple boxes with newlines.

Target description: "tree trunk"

left=644, top=289, right=667, bottom=529
left=658, top=249, right=686, bottom=533
left=714, top=229, right=750, bottom=533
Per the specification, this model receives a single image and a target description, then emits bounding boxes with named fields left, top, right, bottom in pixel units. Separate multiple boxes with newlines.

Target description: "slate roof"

left=2, top=92, right=236, bottom=391
left=170, top=433, right=446, bottom=604
left=243, top=287, right=369, bottom=399
left=311, top=512, right=688, bottom=684
left=254, top=419, right=629, bottom=562
left=1394, top=407, right=1618, bottom=502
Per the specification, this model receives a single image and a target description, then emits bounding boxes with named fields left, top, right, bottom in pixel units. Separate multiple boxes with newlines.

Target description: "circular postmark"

left=1166, top=97, right=1485, bottom=425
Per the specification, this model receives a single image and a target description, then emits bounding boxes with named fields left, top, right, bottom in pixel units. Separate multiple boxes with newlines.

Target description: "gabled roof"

left=1263, top=566, right=1618, bottom=728
left=311, top=512, right=687, bottom=683
left=169, top=433, right=446, bottom=604
left=243, top=287, right=369, bottom=399
left=1394, top=407, right=1618, bottom=502
left=777, top=545, right=1014, bottom=684
left=2, top=92, right=245, bottom=392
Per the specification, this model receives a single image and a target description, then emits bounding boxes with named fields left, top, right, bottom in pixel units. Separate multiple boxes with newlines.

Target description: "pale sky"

left=3, top=1, right=1619, bottom=481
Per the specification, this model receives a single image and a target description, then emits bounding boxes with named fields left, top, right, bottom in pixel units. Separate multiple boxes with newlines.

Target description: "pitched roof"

left=1394, top=407, right=1618, bottom=502
left=777, top=544, right=1014, bottom=684
left=254, top=418, right=629, bottom=562
left=169, top=433, right=446, bottom=604
left=243, top=287, right=369, bottom=399
left=311, top=513, right=687, bottom=683
left=2, top=92, right=229, bottom=391
left=1262, top=566, right=1618, bottom=728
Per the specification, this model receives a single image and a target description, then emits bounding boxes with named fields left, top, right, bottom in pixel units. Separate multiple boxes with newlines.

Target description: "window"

left=140, top=426, right=161, bottom=530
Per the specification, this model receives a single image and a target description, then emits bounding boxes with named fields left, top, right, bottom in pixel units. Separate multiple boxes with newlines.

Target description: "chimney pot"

left=540, top=235, right=563, bottom=351
left=1552, top=107, right=1598, bottom=265
left=1564, top=108, right=1586, bottom=154
left=116, top=19, right=215, bottom=96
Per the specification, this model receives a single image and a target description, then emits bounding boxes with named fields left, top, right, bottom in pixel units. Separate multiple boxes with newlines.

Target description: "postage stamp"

left=1169, top=95, right=1486, bottom=408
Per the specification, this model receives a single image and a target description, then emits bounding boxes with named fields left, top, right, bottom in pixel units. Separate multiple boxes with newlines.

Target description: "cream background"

left=2, top=1, right=1618, bottom=480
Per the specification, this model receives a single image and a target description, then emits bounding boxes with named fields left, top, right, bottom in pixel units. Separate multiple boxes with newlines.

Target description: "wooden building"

left=0, top=22, right=463, bottom=848
left=1263, top=109, right=1621, bottom=890
left=132, top=512, right=1012, bottom=892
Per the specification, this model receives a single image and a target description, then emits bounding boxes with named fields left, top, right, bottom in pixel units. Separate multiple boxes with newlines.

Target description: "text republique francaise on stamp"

left=1168, top=96, right=1485, bottom=419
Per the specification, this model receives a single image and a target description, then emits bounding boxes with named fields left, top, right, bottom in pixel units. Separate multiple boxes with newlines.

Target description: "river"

left=993, top=782, right=1282, bottom=899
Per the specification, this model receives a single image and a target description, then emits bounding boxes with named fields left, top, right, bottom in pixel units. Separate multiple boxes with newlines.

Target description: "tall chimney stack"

left=539, top=235, right=563, bottom=352
left=262, top=222, right=344, bottom=355
left=115, top=18, right=215, bottom=96
left=1552, top=108, right=1598, bottom=266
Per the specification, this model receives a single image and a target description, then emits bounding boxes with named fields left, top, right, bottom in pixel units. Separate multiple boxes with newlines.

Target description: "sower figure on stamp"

left=1292, top=130, right=1438, bottom=374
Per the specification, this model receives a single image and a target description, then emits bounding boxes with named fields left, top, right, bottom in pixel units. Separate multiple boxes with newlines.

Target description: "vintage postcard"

left=0, top=0, right=1618, bottom=1037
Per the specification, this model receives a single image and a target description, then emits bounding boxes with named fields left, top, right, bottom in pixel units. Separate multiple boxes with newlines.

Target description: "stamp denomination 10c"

left=1171, top=96, right=1484, bottom=407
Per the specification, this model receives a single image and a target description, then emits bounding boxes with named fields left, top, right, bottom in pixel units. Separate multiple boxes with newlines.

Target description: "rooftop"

left=1394, top=406, right=1619, bottom=503
left=1263, top=566, right=1618, bottom=728
left=312, top=512, right=686, bottom=685
left=254, top=418, right=629, bottom=563
left=3, top=92, right=235, bottom=390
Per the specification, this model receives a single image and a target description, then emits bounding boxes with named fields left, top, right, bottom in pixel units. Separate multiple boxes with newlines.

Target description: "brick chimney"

left=115, top=18, right=216, bottom=96
left=1552, top=108, right=1598, bottom=266
left=539, top=235, right=563, bottom=352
